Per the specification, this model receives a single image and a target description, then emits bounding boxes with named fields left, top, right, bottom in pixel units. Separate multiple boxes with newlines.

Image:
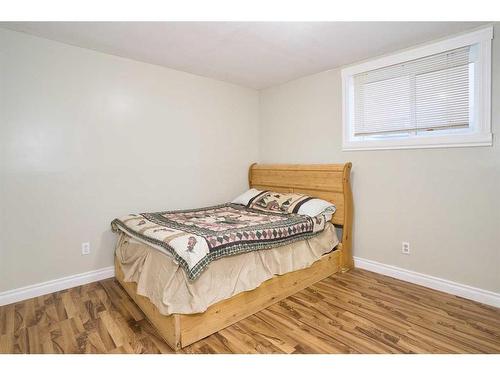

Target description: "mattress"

left=112, top=203, right=329, bottom=280
left=115, top=222, right=339, bottom=315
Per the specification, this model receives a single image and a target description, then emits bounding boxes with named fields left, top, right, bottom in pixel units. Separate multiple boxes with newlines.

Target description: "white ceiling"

left=0, top=22, right=489, bottom=89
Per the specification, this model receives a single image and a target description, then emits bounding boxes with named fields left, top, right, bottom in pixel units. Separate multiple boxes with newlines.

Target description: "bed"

left=113, top=163, right=353, bottom=350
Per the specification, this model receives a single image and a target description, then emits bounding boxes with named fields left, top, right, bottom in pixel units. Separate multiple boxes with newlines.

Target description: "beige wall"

left=1, top=25, right=499, bottom=295
left=0, top=29, right=259, bottom=292
left=260, top=24, right=500, bottom=292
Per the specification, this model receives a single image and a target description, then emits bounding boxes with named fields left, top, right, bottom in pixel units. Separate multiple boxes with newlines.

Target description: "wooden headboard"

left=248, top=163, right=353, bottom=270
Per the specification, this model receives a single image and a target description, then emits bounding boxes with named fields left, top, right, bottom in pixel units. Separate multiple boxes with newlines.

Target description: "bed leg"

left=173, top=314, right=182, bottom=351
left=340, top=163, right=354, bottom=272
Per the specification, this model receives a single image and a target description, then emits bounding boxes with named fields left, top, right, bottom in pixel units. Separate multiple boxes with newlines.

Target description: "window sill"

left=342, top=133, right=493, bottom=151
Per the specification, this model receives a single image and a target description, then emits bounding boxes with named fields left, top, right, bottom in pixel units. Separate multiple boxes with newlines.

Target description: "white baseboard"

left=0, top=266, right=115, bottom=306
left=354, top=256, right=500, bottom=308
left=1, top=259, right=498, bottom=309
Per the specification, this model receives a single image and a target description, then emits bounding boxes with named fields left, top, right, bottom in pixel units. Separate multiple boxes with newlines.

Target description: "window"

left=342, top=27, right=493, bottom=150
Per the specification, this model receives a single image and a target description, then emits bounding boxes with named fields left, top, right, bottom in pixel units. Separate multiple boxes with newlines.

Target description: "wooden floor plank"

left=0, top=268, right=498, bottom=354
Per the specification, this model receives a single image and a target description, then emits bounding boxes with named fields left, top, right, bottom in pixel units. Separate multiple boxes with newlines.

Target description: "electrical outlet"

left=402, top=241, right=410, bottom=255
left=81, top=242, right=91, bottom=255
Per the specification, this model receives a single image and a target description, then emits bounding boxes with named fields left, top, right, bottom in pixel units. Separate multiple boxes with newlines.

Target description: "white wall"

left=0, top=29, right=259, bottom=292
left=259, top=24, right=500, bottom=293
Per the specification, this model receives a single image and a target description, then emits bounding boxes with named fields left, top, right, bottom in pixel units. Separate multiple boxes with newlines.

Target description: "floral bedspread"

left=111, top=203, right=327, bottom=280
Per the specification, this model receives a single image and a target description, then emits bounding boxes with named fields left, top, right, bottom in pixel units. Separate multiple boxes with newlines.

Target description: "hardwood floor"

left=0, top=269, right=499, bottom=354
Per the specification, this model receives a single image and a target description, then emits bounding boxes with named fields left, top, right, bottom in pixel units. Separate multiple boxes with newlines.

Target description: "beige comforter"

left=115, top=222, right=339, bottom=315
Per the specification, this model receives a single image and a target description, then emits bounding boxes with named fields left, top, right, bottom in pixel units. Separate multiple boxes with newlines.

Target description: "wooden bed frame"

left=114, top=163, right=353, bottom=350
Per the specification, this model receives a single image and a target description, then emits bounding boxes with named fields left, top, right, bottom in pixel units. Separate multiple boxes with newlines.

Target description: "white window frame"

left=342, top=26, right=493, bottom=151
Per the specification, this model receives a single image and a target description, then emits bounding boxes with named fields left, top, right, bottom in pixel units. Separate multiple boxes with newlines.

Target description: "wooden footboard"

left=114, top=162, right=353, bottom=350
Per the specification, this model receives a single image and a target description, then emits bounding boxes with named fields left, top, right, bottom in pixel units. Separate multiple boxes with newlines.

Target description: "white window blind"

left=353, top=46, right=473, bottom=136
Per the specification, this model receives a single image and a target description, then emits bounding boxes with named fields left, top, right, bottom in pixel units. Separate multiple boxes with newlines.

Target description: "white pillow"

left=232, top=189, right=335, bottom=220
left=297, top=198, right=336, bottom=220
left=231, top=188, right=262, bottom=206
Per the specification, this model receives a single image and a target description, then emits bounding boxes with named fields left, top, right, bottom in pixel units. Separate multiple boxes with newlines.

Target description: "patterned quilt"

left=111, top=203, right=327, bottom=280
